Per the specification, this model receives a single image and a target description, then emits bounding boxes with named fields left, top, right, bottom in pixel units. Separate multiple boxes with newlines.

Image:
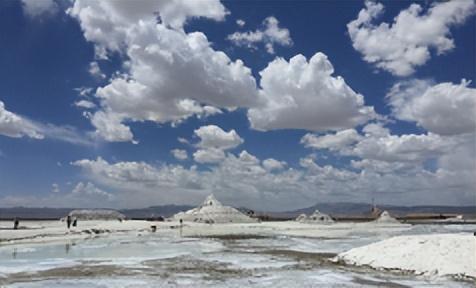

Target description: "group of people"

left=12, top=216, right=79, bottom=230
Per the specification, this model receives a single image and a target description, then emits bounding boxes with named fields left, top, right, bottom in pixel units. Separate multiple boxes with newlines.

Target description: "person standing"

left=179, top=219, right=183, bottom=237
left=66, top=215, right=72, bottom=229
left=13, top=217, right=19, bottom=230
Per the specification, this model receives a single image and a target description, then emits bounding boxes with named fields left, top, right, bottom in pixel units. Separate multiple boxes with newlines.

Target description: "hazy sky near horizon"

left=0, top=0, right=475, bottom=211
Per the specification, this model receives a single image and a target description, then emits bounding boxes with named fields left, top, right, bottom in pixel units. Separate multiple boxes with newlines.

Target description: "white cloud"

left=72, top=181, right=114, bottom=201
left=194, top=125, right=243, bottom=150
left=387, top=79, right=476, bottom=135
left=69, top=1, right=258, bottom=142
left=89, top=111, right=136, bottom=143
left=191, top=125, right=243, bottom=164
left=74, top=87, right=93, bottom=98
left=262, top=158, right=286, bottom=171
left=171, top=148, right=188, bottom=160
left=238, top=150, right=260, bottom=165
left=72, top=157, right=206, bottom=206
left=228, top=16, right=292, bottom=54
left=248, top=53, right=376, bottom=131
left=67, top=134, right=476, bottom=209
left=75, top=100, right=96, bottom=109
left=352, top=131, right=451, bottom=163
left=70, top=2, right=381, bottom=142
left=178, top=137, right=190, bottom=145
left=193, top=148, right=226, bottom=164
left=301, top=129, right=362, bottom=151
left=348, top=0, right=476, bottom=76
left=236, top=19, right=245, bottom=27
left=0, top=100, right=95, bottom=145
left=72, top=157, right=162, bottom=184
left=303, top=122, right=455, bottom=163
left=0, top=181, right=116, bottom=208
left=88, top=61, right=106, bottom=79
left=68, top=0, right=227, bottom=54
left=51, top=183, right=60, bottom=193
left=35, top=123, right=96, bottom=146
left=1, top=98, right=95, bottom=146
left=153, top=0, right=228, bottom=30
left=0, top=100, right=44, bottom=139
left=21, top=0, right=58, bottom=18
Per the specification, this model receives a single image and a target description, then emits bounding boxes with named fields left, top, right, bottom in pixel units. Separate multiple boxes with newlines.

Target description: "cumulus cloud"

left=72, top=157, right=163, bottom=185
left=72, top=157, right=206, bottom=206
left=302, top=123, right=453, bottom=163
left=262, top=158, right=286, bottom=171
left=88, top=111, right=136, bottom=143
left=69, top=140, right=476, bottom=209
left=248, top=53, right=377, bottom=131
left=348, top=0, right=476, bottom=76
left=0, top=100, right=44, bottom=139
left=88, top=61, right=106, bottom=79
left=70, top=2, right=379, bottom=142
left=72, top=181, right=115, bottom=201
left=228, top=16, right=292, bottom=54
left=192, top=125, right=243, bottom=164
left=171, top=148, right=188, bottom=160
left=193, top=148, right=226, bottom=164
left=194, top=125, right=243, bottom=150
left=300, top=121, right=475, bottom=205
left=387, top=79, right=476, bottom=135
left=352, top=131, right=451, bottom=163
left=21, top=0, right=58, bottom=18
left=301, top=129, right=362, bottom=151
left=69, top=0, right=258, bottom=142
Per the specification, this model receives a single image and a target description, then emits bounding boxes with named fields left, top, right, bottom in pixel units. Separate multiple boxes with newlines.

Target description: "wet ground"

left=0, top=224, right=475, bottom=287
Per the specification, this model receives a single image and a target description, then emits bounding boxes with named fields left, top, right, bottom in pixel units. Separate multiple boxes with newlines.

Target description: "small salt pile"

left=296, top=210, right=334, bottom=224
left=373, top=210, right=400, bottom=224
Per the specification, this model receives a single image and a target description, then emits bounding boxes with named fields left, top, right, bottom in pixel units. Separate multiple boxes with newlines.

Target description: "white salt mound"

left=337, top=234, right=476, bottom=278
left=67, top=209, right=126, bottom=221
left=373, top=210, right=400, bottom=224
left=296, top=210, right=334, bottom=223
left=172, top=194, right=256, bottom=224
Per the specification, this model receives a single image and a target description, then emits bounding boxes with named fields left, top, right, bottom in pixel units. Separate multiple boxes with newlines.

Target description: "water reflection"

left=12, top=248, right=17, bottom=259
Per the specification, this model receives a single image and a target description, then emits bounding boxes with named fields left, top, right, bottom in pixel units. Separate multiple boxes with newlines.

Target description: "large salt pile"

left=336, top=234, right=476, bottom=278
left=373, top=210, right=400, bottom=224
left=172, top=194, right=256, bottom=223
left=296, top=210, right=334, bottom=223
left=67, top=209, right=126, bottom=221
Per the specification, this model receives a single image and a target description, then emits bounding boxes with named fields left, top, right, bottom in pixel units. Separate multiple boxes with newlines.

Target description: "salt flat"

left=0, top=220, right=475, bottom=287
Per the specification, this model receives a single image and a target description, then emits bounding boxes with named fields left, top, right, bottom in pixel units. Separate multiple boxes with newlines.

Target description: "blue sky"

left=0, top=0, right=475, bottom=210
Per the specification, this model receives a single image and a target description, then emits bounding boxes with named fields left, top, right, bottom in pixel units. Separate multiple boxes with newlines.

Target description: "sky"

left=0, top=0, right=475, bottom=211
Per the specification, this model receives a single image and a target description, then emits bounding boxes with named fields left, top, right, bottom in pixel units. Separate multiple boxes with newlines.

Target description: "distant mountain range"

left=0, top=203, right=474, bottom=220
left=259, top=203, right=476, bottom=219
left=0, top=205, right=194, bottom=220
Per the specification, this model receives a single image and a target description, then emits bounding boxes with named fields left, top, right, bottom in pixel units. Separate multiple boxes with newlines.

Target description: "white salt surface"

left=337, top=233, right=476, bottom=278
left=0, top=220, right=153, bottom=245
left=1, top=220, right=476, bottom=287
